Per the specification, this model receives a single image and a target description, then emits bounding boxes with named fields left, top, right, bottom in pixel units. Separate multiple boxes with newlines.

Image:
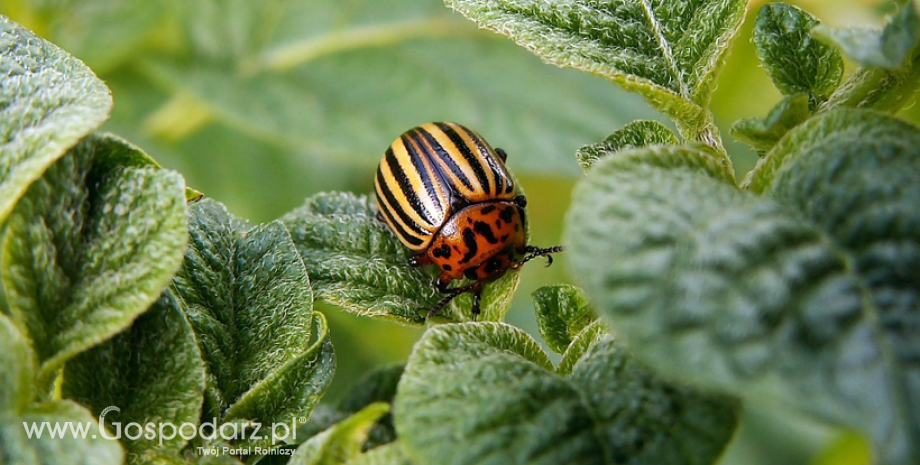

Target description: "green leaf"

left=346, top=442, right=415, bottom=465
left=819, top=58, right=920, bottom=114
left=142, top=0, right=661, bottom=178
left=87, top=132, right=205, bottom=202
left=567, top=121, right=920, bottom=464
left=556, top=320, right=608, bottom=376
left=815, top=1, right=920, bottom=114
left=171, top=199, right=333, bottom=446
left=813, top=0, right=920, bottom=70
left=337, top=365, right=404, bottom=450
left=281, top=192, right=519, bottom=325
left=753, top=3, right=843, bottom=103
left=730, top=93, right=810, bottom=153
left=62, top=291, right=206, bottom=461
left=0, top=314, right=124, bottom=465
left=225, top=314, right=335, bottom=443
left=1, top=133, right=188, bottom=391
left=394, top=322, right=737, bottom=465
left=280, top=192, right=439, bottom=325
left=532, top=284, right=595, bottom=354
left=0, top=16, right=112, bottom=222
left=289, top=403, right=390, bottom=465
left=585, top=143, right=736, bottom=186
left=764, top=109, right=920, bottom=465
left=743, top=108, right=917, bottom=193
left=0, top=313, right=33, bottom=414
left=576, top=120, right=679, bottom=171
left=567, top=337, right=740, bottom=464
left=443, top=0, right=747, bottom=138
left=0, top=400, right=125, bottom=465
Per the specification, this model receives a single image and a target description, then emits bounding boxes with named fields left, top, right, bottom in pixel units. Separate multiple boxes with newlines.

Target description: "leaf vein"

left=639, top=0, right=689, bottom=98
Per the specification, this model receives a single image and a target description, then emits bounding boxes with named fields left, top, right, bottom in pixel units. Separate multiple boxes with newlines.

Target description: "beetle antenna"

left=512, top=246, right=564, bottom=270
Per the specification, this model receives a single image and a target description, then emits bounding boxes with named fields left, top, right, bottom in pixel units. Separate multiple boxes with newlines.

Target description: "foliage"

left=1, top=1, right=918, bottom=465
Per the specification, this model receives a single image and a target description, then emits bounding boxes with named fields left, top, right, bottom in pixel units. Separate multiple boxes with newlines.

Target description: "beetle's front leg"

left=434, top=274, right=453, bottom=293
left=470, top=285, right=483, bottom=322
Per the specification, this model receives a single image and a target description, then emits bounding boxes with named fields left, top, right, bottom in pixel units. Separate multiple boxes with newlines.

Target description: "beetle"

left=374, top=122, right=563, bottom=321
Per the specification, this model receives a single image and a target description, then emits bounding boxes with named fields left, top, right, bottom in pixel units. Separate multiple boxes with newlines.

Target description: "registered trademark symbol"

left=299, top=416, right=307, bottom=424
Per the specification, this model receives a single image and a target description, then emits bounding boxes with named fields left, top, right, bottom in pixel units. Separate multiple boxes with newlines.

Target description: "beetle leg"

left=471, top=286, right=483, bottom=322
left=375, top=210, right=386, bottom=223
left=434, top=275, right=452, bottom=293
left=427, top=281, right=482, bottom=320
left=512, top=245, right=564, bottom=270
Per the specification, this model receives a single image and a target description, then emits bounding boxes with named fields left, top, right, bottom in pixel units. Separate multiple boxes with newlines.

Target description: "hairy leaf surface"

left=0, top=16, right=112, bottom=222
left=281, top=192, right=518, bottom=325
left=0, top=314, right=124, bottom=465
left=730, top=93, right=810, bottom=153
left=533, top=284, right=595, bottom=354
left=63, top=291, right=206, bottom=461
left=170, top=199, right=332, bottom=448
left=443, top=0, right=747, bottom=136
left=394, top=323, right=737, bottom=465
left=576, top=120, right=679, bottom=170
left=753, top=3, right=843, bottom=103
left=568, top=123, right=920, bottom=463
left=1, top=134, right=187, bottom=390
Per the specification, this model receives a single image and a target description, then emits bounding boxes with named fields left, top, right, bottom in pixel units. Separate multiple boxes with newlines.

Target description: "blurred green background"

left=1, top=0, right=902, bottom=463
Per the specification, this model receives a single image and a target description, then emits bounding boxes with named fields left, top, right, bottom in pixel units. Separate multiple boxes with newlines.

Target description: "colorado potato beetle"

left=374, top=122, right=563, bottom=320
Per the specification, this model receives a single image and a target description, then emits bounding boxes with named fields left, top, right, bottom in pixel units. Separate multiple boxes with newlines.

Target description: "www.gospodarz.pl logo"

left=22, top=405, right=302, bottom=455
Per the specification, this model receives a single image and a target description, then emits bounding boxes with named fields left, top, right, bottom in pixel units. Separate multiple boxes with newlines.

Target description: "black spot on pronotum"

left=432, top=245, right=452, bottom=258
left=460, top=228, right=478, bottom=263
left=514, top=224, right=520, bottom=232
left=443, top=264, right=453, bottom=271
left=480, top=204, right=496, bottom=214
left=473, top=221, right=499, bottom=244
left=464, top=268, right=479, bottom=280
left=500, top=234, right=508, bottom=242
left=499, top=206, right=515, bottom=224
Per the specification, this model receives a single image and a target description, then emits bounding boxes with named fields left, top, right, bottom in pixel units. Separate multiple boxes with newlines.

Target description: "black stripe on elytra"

left=465, top=128, right=507, bottom=194
left=420, top=128, right=475, bottom=192
left=460, top=227, right=478, bottom=264
left=473, top=221, right=498, bottom=244
left=402, top=133, right=445, bottom=221
left=376, top=170, right=427, bottom=245
left=385, top=147, right=433, bottom=226
left=437, top=123, right=492, bottom=194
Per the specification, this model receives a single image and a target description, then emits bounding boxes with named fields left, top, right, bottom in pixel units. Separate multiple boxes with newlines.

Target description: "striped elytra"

left=375, top=122, right=563, bottom=321
left=375, top=122, right=516, bottom=251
